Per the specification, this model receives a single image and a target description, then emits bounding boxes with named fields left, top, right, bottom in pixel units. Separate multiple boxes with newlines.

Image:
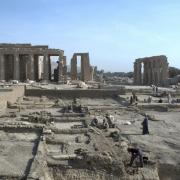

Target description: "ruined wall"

left=71, top=53, right=92, bottom=82
left=0, top=43, right=64, bottom=82
left=134, top=55, right=169, bottom=86
left=0, top=86, right=25, bottom=110
left=25, top=89, right=125, bottom=98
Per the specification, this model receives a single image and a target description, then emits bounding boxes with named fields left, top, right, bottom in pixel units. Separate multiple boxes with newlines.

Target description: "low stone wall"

left=137, top=104, right=168, bottom=112
left=0, top=86, right=25, bottom=110
left=125, top=88, right=153, bottom=95
left=25, top=89, right=125, bottom=98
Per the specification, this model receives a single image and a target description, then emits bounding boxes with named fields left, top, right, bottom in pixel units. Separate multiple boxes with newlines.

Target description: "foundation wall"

left=0, top=86, right=25, bottom=110
left=25, top=89, right=125, bottom=98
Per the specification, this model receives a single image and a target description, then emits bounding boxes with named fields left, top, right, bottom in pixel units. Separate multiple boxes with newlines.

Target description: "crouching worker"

left=103, top=118, right=109, bottom=130
left=127, top=147, right=143, bottom=167
left=91, top=117, right=98, bottom=127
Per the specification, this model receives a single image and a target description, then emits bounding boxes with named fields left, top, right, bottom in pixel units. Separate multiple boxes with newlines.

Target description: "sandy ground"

left=0, top=93, right=179, bottom=179
left=0, top=141, right=35, bottom=177
left=116, top=111, right=180, bottom=164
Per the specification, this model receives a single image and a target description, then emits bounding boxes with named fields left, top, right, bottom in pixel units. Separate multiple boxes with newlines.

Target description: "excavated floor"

left=0, top=94, right=179, bottom=179
left=0, top=129, right=40, bottom=179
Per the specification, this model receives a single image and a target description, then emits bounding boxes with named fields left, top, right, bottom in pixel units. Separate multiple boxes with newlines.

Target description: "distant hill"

left=104, top=71, right=134, bottom=78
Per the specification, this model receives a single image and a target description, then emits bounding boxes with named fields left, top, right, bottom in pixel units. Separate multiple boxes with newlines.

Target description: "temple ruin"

left=0, top=44, right=97, bottom=83
left=0, top=43, right=180, bottom=180
left=0, top=43, right=65, bottom=82
left=134, top=55, right=169, bottom=86
left=71, top=53, right=93, bottom=82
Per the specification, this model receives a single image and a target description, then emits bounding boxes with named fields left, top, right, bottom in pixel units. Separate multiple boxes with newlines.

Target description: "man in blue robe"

left=142, top=115, right=149, bottom=135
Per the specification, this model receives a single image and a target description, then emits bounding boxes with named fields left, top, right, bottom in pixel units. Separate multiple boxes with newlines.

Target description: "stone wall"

left=25, top=89, right=125, bottom=98
left=0, top=86, right=25, bottom=110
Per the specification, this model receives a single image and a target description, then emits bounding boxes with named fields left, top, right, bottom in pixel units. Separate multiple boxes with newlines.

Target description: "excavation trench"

left=158, top=164, right=180, bottom=180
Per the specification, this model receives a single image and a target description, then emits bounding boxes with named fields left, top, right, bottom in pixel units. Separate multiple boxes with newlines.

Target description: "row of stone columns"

left=134, top=56, right=169, bottom=86
left=0, top=53, right=52, bottom=81
left=0, top=52, right=93, bottom=83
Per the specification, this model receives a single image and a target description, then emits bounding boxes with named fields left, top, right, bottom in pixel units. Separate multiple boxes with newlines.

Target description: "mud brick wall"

left=0, top=86, right=25, bottom=110
left=25, top=89, right=125, bottom=98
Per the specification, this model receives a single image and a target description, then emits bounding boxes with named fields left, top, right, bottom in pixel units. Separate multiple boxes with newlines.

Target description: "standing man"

left=141, top=114, right=149, bottom=135
left=168, top=93, right=172, bottom=104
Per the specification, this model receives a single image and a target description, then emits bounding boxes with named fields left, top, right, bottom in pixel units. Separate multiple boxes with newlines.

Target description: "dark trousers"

left=130, top=154, right=143, bottom=167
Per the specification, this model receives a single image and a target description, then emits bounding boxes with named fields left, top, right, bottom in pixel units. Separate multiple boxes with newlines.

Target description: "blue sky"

left=0, top=0, right=180, bottom=72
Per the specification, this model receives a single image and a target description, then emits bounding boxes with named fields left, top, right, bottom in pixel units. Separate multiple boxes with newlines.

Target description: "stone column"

left=159, top=60, right=162, bottom=84
left=94, top=66, right=97, bottom=81
left=63, top=56, right=67, bottom=82
left=154, top=61, right=157, bottom=85
left=136, top=62, right=142, bottom=85
left=143, top=61, right=148, bottom=85
left=90, top=66, right=95, bottom=81
left=34, top=55, right=39, bottom=81
left=48, top=56, right=51, bottom=81
left=153, top=60, right=159, bottom=85
left=81, top=55, right=84, bottom=81
left=63, top=66, right=67, bottom=82
left=147, top=62, right=151, bottom=85
left=29, top=54, right=35, bottom=80
left=63, top=56, right=67, bottom=65
left=43, top=53, right=49, bottom=81
left=38, top=56, right=44, bottom=80
left=134, top=62, right=137, bottom=84
left=71, top=56, right=77, bottom=80
left=156, top=61, right=160, bottom=85
left=58, top=55, right=63, bottom=82
left=81, top=53, right=91, bottom=82
left=13, top=53, right=20, bottom=80
left=0, top=54, right=5, bottom=81
left=151, top=61, right=155, bottom=85
left=161, top=60, right=169, bottom=85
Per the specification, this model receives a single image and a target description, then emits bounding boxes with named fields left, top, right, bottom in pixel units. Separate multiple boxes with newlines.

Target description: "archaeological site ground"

left=0, top=44, right=179, bottom=180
